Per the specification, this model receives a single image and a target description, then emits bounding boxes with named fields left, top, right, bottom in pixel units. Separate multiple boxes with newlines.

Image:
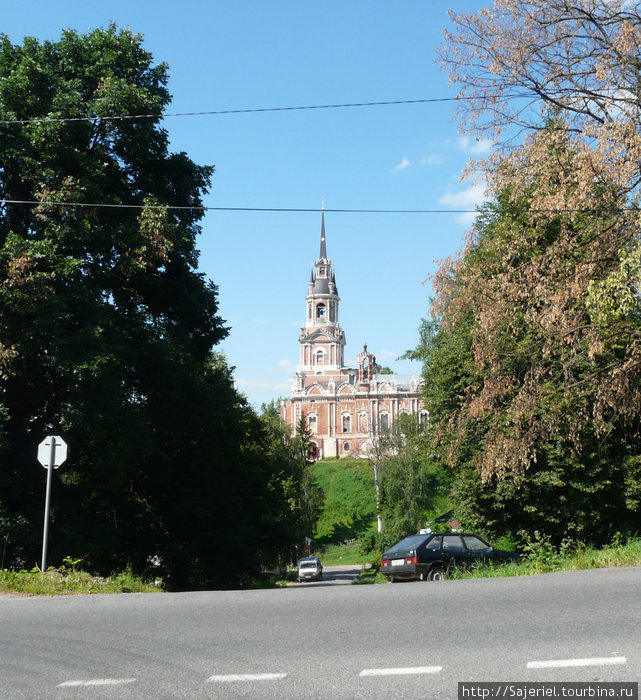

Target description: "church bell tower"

left=294, top=210, right=345, bottom=388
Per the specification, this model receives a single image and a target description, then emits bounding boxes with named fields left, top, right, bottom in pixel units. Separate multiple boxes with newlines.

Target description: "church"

left=280, top=212, right=426, bottom=459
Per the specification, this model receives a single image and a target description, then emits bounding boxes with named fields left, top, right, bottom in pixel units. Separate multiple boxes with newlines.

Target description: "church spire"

left=300, top=207, right=345, bottom=374
left=319, top=203, right=327, bottom=261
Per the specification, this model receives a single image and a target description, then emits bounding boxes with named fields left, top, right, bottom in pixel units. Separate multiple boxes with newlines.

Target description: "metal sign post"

left=37, top=436, right=68, bottom=571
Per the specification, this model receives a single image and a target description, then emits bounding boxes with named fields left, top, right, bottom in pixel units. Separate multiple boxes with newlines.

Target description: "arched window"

left=342, top=414, right=351, bottom=433
left=358, top=412, right=368, bottom=432
left=316, top=303, right=326, bottom=320
left=379, top=413, right=389, bottom=431
left=419, top=411, right=429, bottom=426
left=329, top=304, right=335, bottom=321
left=308, top=414, right=317, bottom=429
left=343, top=442, right=350, bottom=452
left=315, top=350, right=324, bottom=365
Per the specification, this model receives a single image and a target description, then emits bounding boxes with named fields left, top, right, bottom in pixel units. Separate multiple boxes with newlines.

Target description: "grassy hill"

left=310, top=457, right=377, bottom=548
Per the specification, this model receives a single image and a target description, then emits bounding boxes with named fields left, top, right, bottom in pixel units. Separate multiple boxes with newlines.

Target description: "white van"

left=297, top=557, right=323, bottom=582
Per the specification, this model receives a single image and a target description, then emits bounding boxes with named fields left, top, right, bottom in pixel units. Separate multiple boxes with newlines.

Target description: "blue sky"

left=4, top=1, right=490, bottom=410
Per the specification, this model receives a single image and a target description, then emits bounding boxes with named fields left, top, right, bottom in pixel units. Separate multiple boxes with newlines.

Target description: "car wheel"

left=390, top=576, right=396, bottom=583
left=428, top=566, right=446, bottom=581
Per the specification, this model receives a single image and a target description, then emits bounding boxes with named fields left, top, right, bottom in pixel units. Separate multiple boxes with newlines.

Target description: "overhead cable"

left=0, top=94, right=527, bottom=126
left=1, top=199, right=639, bottom=215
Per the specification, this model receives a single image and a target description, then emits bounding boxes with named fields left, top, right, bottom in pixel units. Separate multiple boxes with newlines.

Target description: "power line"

left=1, top=199, right=639, bottom=215
left=4, top=89, right=622, bottom=127
left=0, top=88, right=614, bottom=127
left=2, top=199, right=463, bottom=213
left=0, top=95, right=491, bottom=126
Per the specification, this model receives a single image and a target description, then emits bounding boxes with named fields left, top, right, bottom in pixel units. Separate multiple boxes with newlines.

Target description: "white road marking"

left=58, top=678, right=136, bottom=687
left=359, top=666, right=443, bottom=677
left=206, top=673, right=287, bottom=682
left=527, top=657, right=626, bottom=669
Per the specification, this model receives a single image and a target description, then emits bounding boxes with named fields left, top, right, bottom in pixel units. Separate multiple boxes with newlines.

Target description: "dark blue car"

left=381, top=533, right=520, bottom=582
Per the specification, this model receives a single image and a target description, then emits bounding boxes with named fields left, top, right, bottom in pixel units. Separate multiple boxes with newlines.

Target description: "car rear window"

left=387, top=535, right=429, bottom=554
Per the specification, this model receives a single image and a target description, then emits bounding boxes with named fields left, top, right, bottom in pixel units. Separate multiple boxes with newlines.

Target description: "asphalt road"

left=1, top=567, right=640, bottom=699
left=289, top=563, right=361, bottom=587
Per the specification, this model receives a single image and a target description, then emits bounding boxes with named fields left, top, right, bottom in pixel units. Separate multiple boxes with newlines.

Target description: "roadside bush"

left=520, top=531, right=562, bottom=572
left=359, top=530, right=384, bottom=556
left=0, top=561, right=161, bottom=595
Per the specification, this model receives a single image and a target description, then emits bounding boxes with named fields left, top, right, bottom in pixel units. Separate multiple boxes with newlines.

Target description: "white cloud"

left=413, top=137, right=490, bottom=171
left=253, top=318, right=269, bottom=325
left=393, top=157, right=411, bottom=172
left=439, top=183, right=487, bottom=225
left=277, top=358, right=296, bottom=370
left=457, top=136, right=493, bottom=155
left=439, top=184, right=485, bottom=208
left=421, top=153, right=446, bottom=166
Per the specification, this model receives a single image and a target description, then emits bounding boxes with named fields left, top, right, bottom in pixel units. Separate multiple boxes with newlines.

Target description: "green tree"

left=404, top=0, right=641, bottom=547
left=253, top=401, right=322, bottom=565
left=438, top=0, right=641, bottom=441
left=377, top=414, right=453, bottom=547
left=415, top=130, right=641, bottom=544
left=289, top=414, right=324, bottom=543
left=0, top=27, right=300, bottom=588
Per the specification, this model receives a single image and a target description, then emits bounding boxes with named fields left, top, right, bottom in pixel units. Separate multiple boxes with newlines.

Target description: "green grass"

left=455, top=537, right=641, bottom=579
left=311, top=458, right=376, bottom=543
left=308, top=457, right=378, bottom=568
left=318, top=540, right=370, bottom=566
left=351, top=567, right=387, bottom=584
left=566, top=538, right=641, bottom=570
left=0, top=567, right=162, bottom=595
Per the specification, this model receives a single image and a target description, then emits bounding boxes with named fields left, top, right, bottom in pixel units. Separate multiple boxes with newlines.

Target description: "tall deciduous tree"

left=418, top=1, right=641, bottom=543
left=419, top=128, right=641, bottom=543
left=439, top=1, right=641, bottom=393
left=0, top=27, right=300, bottom=587
left=439, top=0, right=641, bottom=194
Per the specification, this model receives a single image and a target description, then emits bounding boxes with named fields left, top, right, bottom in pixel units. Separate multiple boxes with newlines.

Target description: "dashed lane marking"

left=58, top=678, right=137, bottom=687
left=359, top=666, right=443, bottom=677
left=527, top=657, right=627, bottom=669
left=206, top=673, right=288, bottom=682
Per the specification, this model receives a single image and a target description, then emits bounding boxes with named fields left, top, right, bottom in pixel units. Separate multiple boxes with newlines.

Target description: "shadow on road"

left=289, top=565, right=361, bottom=587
